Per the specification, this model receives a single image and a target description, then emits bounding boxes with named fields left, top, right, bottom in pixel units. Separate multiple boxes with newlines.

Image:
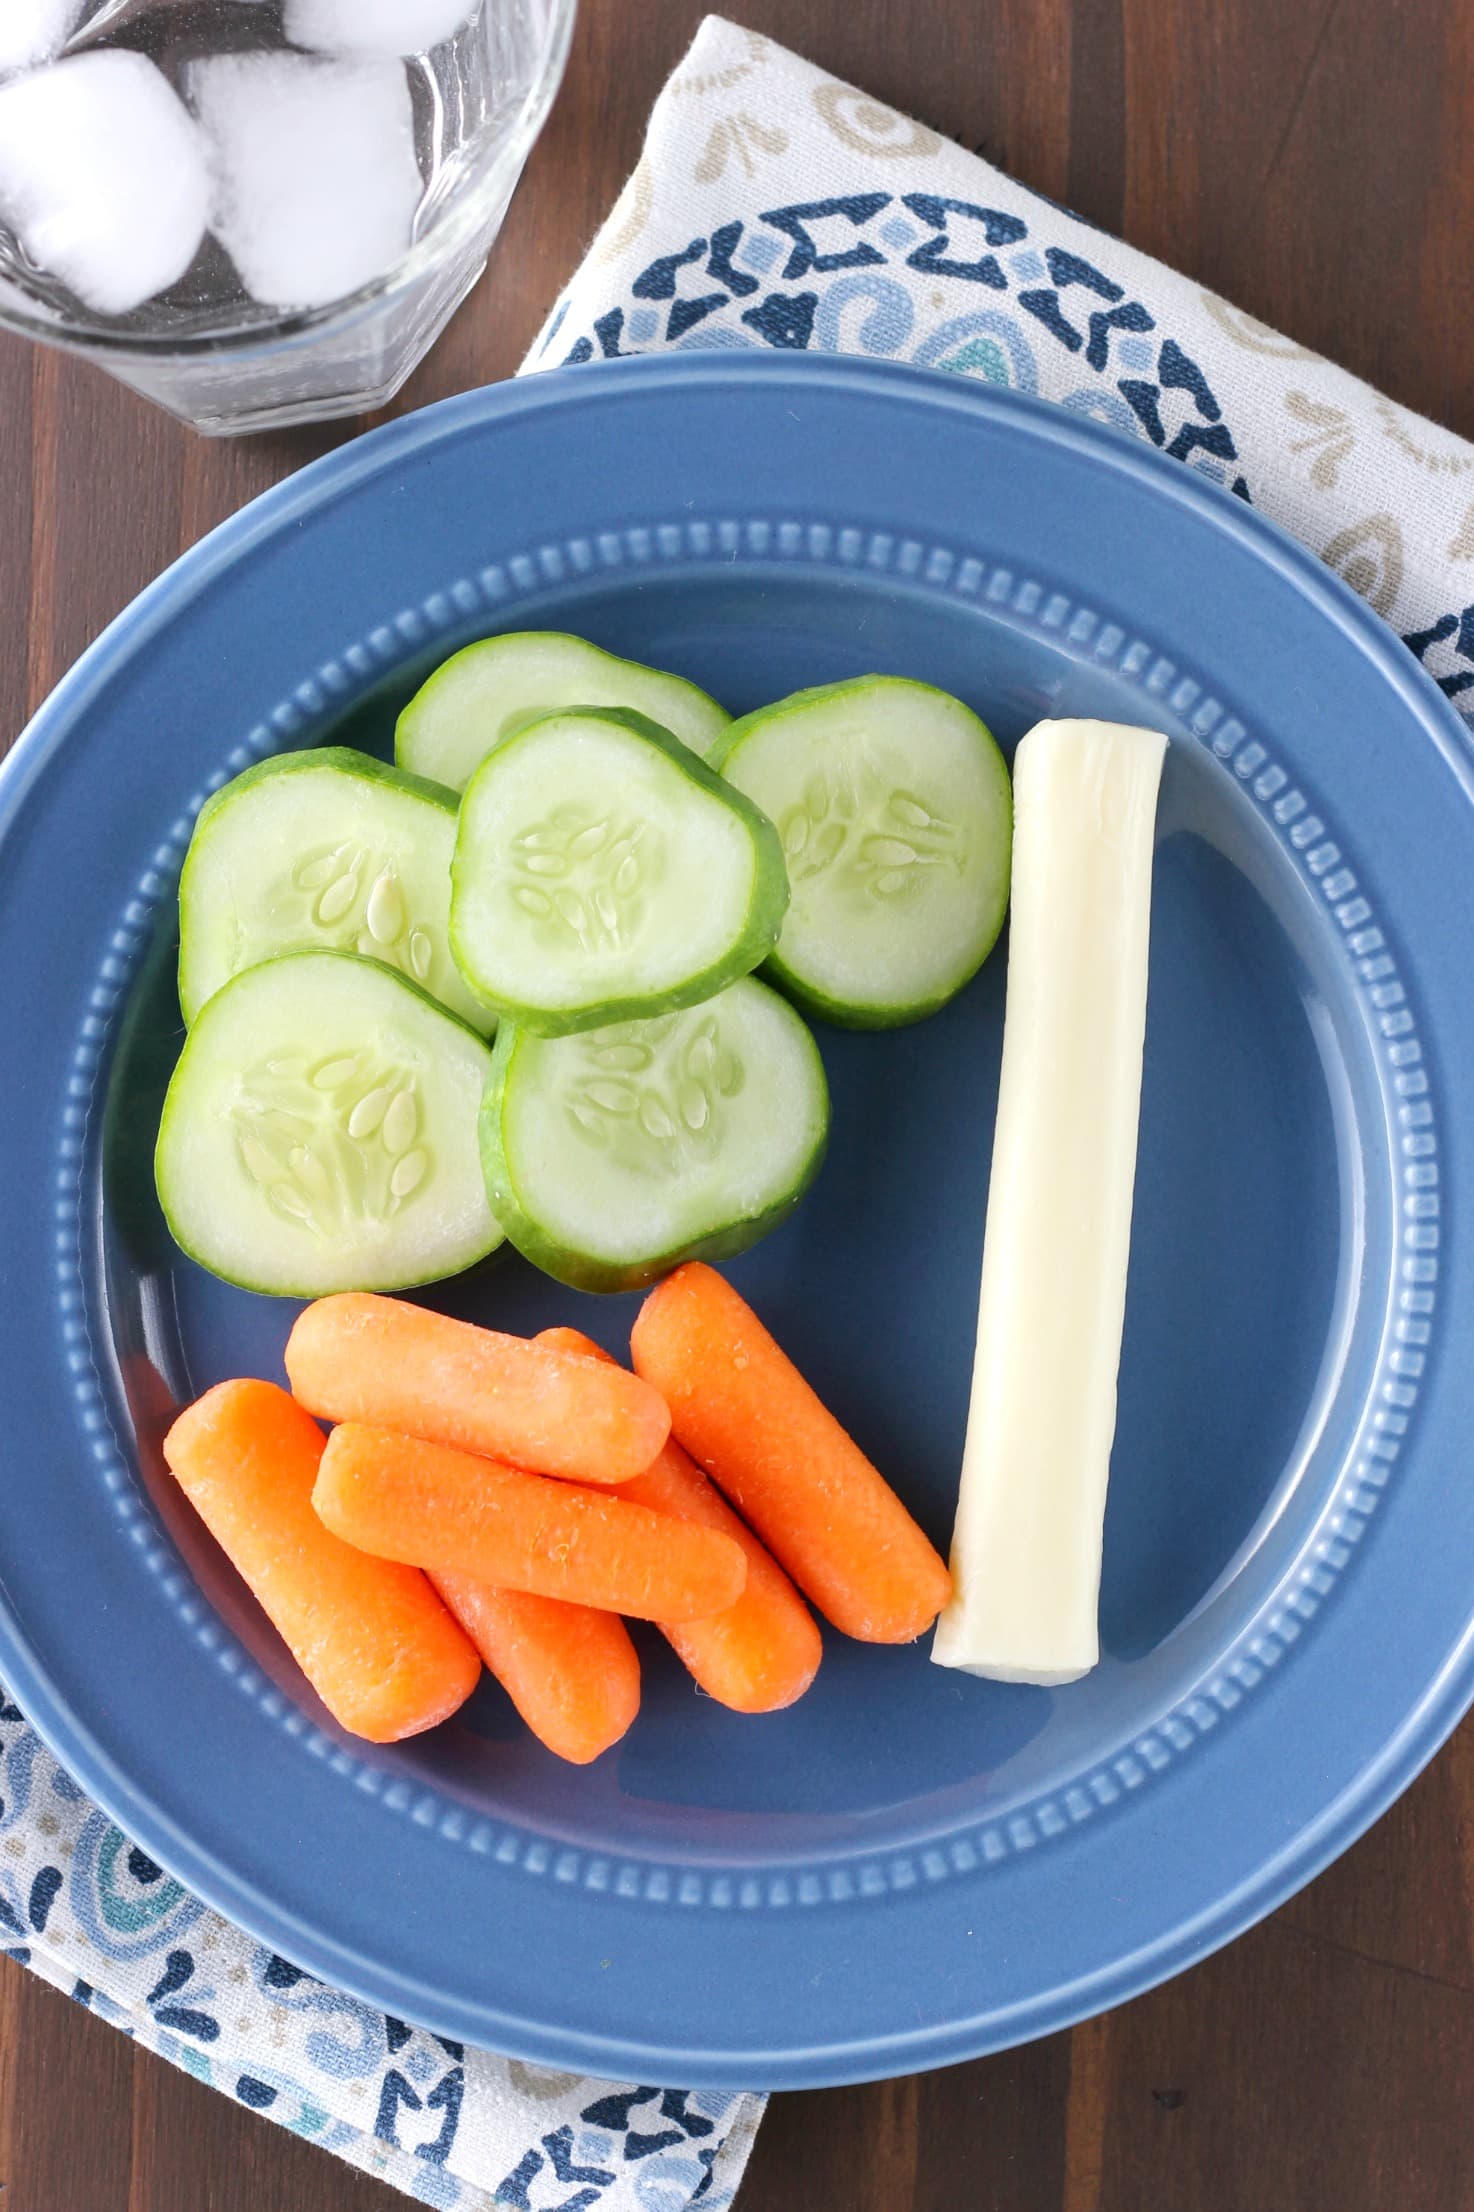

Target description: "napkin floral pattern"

left=527, top=18, right=1474, bottom=721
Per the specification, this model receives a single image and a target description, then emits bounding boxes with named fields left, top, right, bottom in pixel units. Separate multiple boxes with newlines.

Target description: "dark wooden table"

left=3, top=2, right=1472, bottom=2205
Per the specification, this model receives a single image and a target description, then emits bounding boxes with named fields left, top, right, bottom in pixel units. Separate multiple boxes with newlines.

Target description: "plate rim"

left=4, top=355, right=1470, bottom=837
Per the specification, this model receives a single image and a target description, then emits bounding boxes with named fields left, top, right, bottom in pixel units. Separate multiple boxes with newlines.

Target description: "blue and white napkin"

left=7, top=16, right=1474, bottom=2211
left=0, top=1685, right=761, bottom=2206
left=526, top=16, right=1474, bottom=721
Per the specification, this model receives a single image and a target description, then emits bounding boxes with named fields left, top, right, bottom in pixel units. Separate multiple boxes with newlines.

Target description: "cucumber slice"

left=713, top=678, right=1012, bottom=1028
left=155, top=950, right=503, bottom=1297
left=178, top=747, right=493, bottom=1033
left=396, top=631, right=731, bottom=791
left=481, top=977, right=829, bottom=1292
left=450, top=708, right=789, bottom=1035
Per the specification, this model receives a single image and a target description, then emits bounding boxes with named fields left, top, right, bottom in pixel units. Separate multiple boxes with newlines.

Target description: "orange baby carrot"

left=285, top=1293, right=669, bottom=1485
left=163, top=1380, right=481, bottom=1743
left=313, top=1423, right=747, bottom=1623
left=630, top=1265, right=951, bottom=1644
left=432, top=1574, right=640, bottom=1764
left=538, top=1328, right=822, bottom=1714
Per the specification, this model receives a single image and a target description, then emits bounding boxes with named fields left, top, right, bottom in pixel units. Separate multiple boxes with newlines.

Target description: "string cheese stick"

left=932, top=719, right=1167, bottom=1685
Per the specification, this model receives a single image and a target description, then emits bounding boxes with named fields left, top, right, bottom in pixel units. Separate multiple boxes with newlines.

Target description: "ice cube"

left=189, top=53, right=422, bottom=311
left=0, top=52, right=209, bottom=315
left=0, top=0, right=85, bottom=75
left=284, top=0, right=477, bottom=59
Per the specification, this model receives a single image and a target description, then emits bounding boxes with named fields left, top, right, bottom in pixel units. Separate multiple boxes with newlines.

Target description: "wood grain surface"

left=2, top=1, right=1472, bottom=2206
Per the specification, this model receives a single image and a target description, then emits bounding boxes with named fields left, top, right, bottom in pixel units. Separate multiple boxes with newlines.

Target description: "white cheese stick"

left=932, top=718, right=1167, bottom=1685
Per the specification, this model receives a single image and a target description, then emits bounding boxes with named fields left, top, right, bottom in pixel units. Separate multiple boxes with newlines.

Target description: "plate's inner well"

left=92, top=568, right=1387, bottom=1866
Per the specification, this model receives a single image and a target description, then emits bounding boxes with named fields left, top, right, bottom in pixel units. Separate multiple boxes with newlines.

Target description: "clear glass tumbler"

left=0, top=0, right=575, bottom=433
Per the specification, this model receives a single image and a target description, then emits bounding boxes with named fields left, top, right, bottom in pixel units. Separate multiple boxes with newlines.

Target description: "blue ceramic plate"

left=2, top=355, right=1473, bottom=2090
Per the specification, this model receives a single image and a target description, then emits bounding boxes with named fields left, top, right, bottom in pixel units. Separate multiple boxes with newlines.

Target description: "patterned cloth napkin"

left=7, top=16, right=1474, bottom=2212
left=524, top=16, right=1474, bottom=723
left=0, top=1690, right=761, bottom=2205
left=0, top=1685, right=762, bottom=2207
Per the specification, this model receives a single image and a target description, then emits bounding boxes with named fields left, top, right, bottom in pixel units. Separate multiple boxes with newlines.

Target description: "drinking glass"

left=0, top=0, right=575, bottom=433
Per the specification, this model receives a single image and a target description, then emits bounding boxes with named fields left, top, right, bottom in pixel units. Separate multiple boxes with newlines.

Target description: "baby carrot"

left=431, top=1574, right=640, bottom=1764
left=539, top=1328, right=822, bottom=1714
left=163, top=1379, right=481, bottom=1743
left=630, top=1265, right=951, bottom=1644
left=285, top=1293, right=669, bottom=1485
left=313, top=1424, right=748, bottom=1623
